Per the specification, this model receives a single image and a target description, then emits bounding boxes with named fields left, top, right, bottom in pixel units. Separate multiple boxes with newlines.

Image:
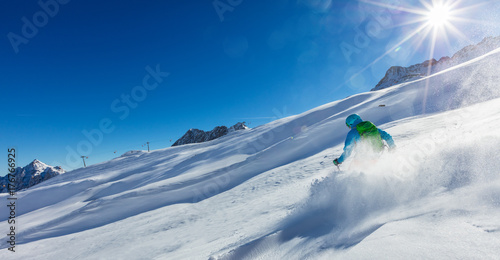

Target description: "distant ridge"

left=172, top=122, right=249, bottom=147
left=0, top=159, right=65, bottom=193
left=372, top=36, right=500, bottom=91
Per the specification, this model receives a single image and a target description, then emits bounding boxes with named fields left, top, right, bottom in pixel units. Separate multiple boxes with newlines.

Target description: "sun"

left=426, top=3, right=452, bottom=28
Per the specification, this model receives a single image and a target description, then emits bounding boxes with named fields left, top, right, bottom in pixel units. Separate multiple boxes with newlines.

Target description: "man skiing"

left=333, top=114, right=395, bottom=166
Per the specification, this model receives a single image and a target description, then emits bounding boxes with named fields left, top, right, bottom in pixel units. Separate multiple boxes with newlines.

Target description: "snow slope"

left=1, top=47, right=500, bottom=259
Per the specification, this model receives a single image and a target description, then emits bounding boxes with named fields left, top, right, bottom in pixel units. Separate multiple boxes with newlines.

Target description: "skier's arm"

left=337, top=130, right=359, bottom=163
left=378, top=129, right=395, bottom=148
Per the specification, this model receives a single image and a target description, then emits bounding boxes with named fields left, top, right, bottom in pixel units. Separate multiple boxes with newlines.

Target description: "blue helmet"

left=345, top=114, right=362, bottom=128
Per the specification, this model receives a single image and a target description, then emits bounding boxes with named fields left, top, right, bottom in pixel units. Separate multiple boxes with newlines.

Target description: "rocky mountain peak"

left=1, top=159, right=65, bottom=193
left=372, top=36, right=500, bottom=91
left=172, top=122, right=249, bottom=147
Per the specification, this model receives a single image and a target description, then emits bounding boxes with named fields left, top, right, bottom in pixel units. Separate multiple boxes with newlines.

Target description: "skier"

left=333, top=114, right=395, bottom=167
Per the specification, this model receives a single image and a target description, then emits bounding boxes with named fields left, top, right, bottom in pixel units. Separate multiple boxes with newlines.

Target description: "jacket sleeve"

left=378, top=129, right=395, bottom=148
left=338, top=129, right=359, bottom=163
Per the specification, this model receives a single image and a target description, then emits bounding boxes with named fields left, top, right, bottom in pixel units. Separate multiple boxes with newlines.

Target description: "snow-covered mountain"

left=372, top=36, right=500, bottom=91
left=0, top=159, right=65, bottom=193
left=1, top=45, right=500, bottom=259
left=172, top=122, right=248, bottom=146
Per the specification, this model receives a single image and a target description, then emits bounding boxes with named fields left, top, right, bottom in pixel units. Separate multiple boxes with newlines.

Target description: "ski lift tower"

left=81, top=156, right=87, bottom=168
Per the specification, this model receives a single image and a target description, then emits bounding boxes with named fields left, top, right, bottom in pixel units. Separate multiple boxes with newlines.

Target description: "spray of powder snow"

left=276, top=136, right=500, bottom=253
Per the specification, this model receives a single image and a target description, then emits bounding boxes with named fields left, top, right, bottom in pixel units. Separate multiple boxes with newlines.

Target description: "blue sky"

left=1, top=0, right=499, bottom=171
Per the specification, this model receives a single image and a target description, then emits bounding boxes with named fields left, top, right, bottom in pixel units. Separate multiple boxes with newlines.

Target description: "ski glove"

left=333, top=158, right=340, bottom=166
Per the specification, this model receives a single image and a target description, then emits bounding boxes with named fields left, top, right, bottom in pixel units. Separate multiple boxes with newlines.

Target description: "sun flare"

left=426, top=3, right=452, bottom=28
